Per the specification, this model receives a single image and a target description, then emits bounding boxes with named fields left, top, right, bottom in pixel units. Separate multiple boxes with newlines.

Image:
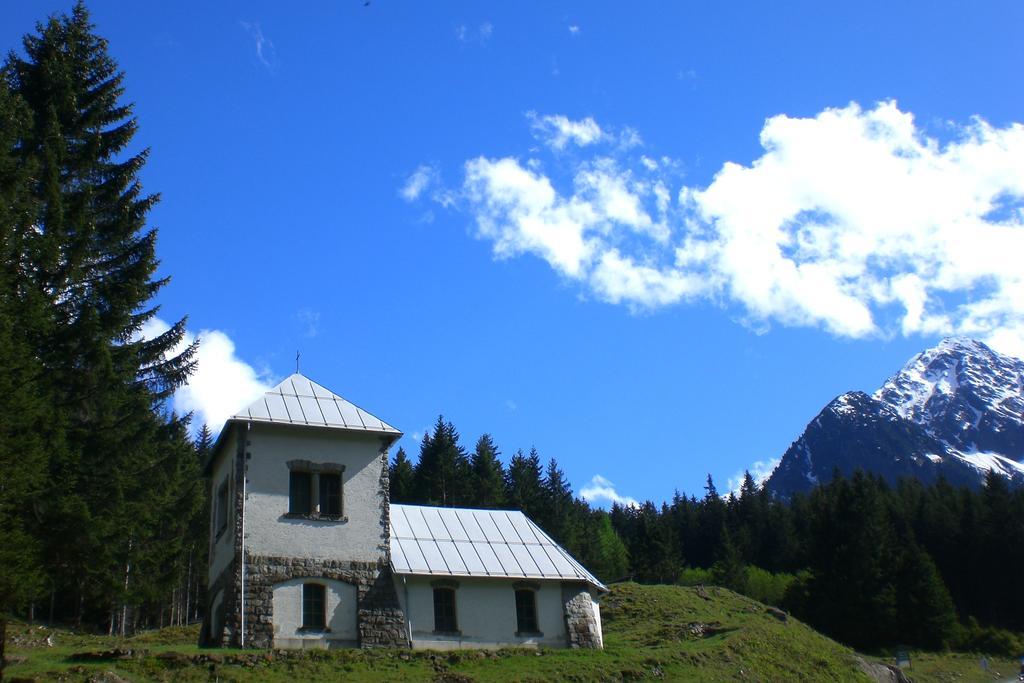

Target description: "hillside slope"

left=5, top=583, right=874, bottom=681
left=8, top=583, right=1019, bottom=681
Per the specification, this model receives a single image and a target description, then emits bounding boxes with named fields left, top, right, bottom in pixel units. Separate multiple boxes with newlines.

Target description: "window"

left=301, top=583, right=326, bottom=630
left=319, top=473, right=341, bottom=516
left=432, top=587, right=458, bottom=633
left=286, top=461, right=345, bottom=520
left=215, top=478, right=230, bottom=536
left=515, top=589, right=539, bottom=634
left=289, top=471, right=312, bottom=514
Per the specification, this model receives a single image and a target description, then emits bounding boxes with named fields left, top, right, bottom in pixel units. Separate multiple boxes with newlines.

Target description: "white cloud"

left=410, top=425, right=430, bottom=444
left=401, top=164, right=455, bottom=209
left=568, top=24, right=580, bottom=35
left=436, top=103, right=1024, bottom=356
left=727, top=458, right=781, bottom=495
left=455, top=22, right=493, bottom=45
left=580, top=475, right=639, bottom=508
left=240, top=21, right=276, bottom=71
left=463, top=156, right=598, bottom=278
left=676, top=68, right=698, bottom=90
left=590, top=249, right=703, bottom=307
left=401, top=164, right=437, bottom=201
left=142, top=318, right=273, bottom=432
left=617, top=126, right=643, bottom=150
left=297, top=307, right=320, bottom=338
left=528, top=112, right=605, bottom=150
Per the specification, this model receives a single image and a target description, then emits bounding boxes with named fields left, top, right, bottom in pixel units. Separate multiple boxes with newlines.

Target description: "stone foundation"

left=200, top=559, right=235, bottom=647
left=242, top=555, right=408, bottom=649
left=562, top=584, right=602, bottom=649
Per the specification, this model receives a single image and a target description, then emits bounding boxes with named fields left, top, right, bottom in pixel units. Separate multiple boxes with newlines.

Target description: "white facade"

left=206, top=427, right=237, bottom=619
left=271, top=578, right=358, bottom=648
left=396, top=576, right=571, bottom=649
left=244, top=423, right=387, bottom=562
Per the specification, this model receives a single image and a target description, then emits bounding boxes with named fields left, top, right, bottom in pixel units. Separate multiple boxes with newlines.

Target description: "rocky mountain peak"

left=765, top=338, right=1024, bottom=498
left=875, top=337, right=1024, bottom=457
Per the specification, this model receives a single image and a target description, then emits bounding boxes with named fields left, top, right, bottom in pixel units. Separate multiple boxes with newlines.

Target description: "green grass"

left=885, top=651, right=1020, bottom=682
left=3, top=584, right=1019, bottom=681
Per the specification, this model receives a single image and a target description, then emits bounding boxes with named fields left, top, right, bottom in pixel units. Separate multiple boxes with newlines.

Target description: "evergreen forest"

left=1, top=2, right=1022, bottom=665
left=394, top=416, right=1024, bottom=653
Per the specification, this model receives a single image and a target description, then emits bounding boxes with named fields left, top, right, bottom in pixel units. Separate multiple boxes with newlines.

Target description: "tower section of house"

left=201, top=374, right=408, bottom=648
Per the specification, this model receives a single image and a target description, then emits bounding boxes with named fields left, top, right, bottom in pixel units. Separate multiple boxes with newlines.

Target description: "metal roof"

left=229, top=373, right=401, bottom=436
left=389, top=504, right=607, bottom=591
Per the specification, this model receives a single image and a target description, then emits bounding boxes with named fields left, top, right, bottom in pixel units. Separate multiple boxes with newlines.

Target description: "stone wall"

left=562, top=583, right=602, bottom=649
left=199, top=558, right=234, bottom=647
left=242, top=555, right=408, bottom=648
left=225, top=428, right=248, bottom=646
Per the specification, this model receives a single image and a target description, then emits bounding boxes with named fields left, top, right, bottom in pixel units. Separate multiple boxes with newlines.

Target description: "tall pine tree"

left=469, top=434, right=506, bottom=508
left=4, top=2, right=198, bottom=628
left=540, top=457, right=574, bottom=542
left=389, top=447, right=416, bottom=503
left=506, top=447, right=544, bottom=520
left=413, top=416, right=471, bottom=506
left=0, top=76, right=49, bottom=659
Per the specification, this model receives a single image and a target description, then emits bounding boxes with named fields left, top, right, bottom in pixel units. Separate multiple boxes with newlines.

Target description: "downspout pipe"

left=402, top=574, right=412, bottom=646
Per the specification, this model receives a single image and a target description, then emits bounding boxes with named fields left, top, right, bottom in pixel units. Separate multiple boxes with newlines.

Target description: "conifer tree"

left=11, top=2, right=196, bottom=395
left=711, top=525, right=748, bottom=592
left=975, top=471, right=1021, bottom=628
left=585, top=511, right=629, bottom=582
left=800, top=472, right=901, bottom=648
left=540, top=457, right=574, bottom=541
left=194, top=424, right=214, bottom=461
left=469, top=434, right=506, bottom=508
left=413, top=416, right=471, bottom=506
left=3, top=3, right=197, bottom=627
left=0, top=78, right=48, bottom=660
left=694, top=474, right=725, bottom=567
left=506, top=447, right=544, bottom=520
left=389, top=447, right=416, bottom=503
left=895, top=542, right=958, bottom=648
left=629, top=501, right=681, bottom=583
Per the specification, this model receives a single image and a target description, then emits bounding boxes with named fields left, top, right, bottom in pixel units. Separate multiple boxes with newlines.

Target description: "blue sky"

left=5, top=1, right=1024, bottom=506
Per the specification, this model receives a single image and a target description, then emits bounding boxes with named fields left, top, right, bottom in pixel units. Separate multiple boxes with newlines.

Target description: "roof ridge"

left=225, top=374, right=400, bottom=436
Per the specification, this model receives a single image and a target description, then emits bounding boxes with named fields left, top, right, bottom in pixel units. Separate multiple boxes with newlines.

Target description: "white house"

left=200, top=374, right=605, bottom=650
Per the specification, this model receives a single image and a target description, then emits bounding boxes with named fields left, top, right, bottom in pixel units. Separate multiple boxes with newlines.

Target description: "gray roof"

left=389, top=504, right=606, bottom=591
left=229, top=373, right=401, bottom=437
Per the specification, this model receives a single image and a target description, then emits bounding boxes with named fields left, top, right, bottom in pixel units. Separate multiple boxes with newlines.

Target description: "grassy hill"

left=3, top=583, right=1019, bottom=682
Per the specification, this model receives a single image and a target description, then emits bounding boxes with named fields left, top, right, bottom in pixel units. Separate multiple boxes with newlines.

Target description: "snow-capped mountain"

left=764, top=338, right=1024, bottom=498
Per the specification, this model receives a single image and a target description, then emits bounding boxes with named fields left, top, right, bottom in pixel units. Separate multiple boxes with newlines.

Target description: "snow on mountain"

left=764, top=338, right=1024, bottom=498
left=874, top=337, right=1024, bottom=458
